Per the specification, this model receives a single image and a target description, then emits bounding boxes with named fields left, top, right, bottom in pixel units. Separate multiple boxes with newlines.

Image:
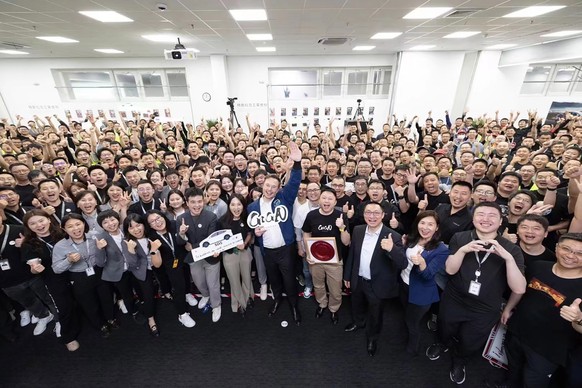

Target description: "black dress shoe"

left=246, top=298, right=255, bottom=310
left=292, top=306, right=302, bottom=325
left=330, top=312, right=339, bottom=325
left=268, top=300, right=281, bottom=317
left=149, top=324, right=160, bottom=337
left=315, top=306, right=325, bottom=318
left=344, top=322, right=363, bottom=332
left=367, top=339, right=377, bottom=356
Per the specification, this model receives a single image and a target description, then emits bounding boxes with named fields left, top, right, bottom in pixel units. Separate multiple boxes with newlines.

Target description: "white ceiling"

left=1, top=0, right=582, bottom=58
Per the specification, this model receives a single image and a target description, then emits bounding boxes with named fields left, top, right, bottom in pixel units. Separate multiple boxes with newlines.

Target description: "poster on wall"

left=281, top=108, right=286, bottom=117
left=109, top=110, right=116, bottom=118
left=64, top=110, right=71, bottom=118
left=97, top=109, right=105, bottom=118
left=346, top=107, right=353, bottom=116
left=270, top=108, right=275, bottom=117
left=324, top=107, right=330, bottom=116
left=86, top=109, right=93, bottom=117
left=369, top=106, right=375, bottom=116
left=120, top=111, right=127, bottom=118
left=302, top=107, right=308, bottom=116
left=164, top=108, right=171, bottom=117
left=335, top=107, right=342, bottom=116
left=292, top=108, right=297, bottom=117
left=314, top=107, right=319, bottom=116
left=545, top=101, right=582, bottom=125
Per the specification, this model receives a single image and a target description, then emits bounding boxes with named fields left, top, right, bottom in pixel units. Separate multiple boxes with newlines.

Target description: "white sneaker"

left=178, top=312, right=195, bottom=328
left=33, top=313, right=54, bottom=336
left=260, top=284, right=268, bottom=301
left=20, top=310, right=31, bottom=327
left=212, top=307, right=221, bottom=323
left=185, top=293, right=198, bottom=307
left=54, top=321, right=62, bottom=338
left=198, top=296, right=210, bottom=309
left=303, top=287, right=312, bottom=299
left=118, top=300, right=128, bottom=314
left=31, top=315, right=39, bottom=324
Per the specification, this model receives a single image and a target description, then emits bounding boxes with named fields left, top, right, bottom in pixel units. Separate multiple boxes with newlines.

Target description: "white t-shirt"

left=260, top=197, right=286, bottom=249
left=401, top=244, right=423, bottom=285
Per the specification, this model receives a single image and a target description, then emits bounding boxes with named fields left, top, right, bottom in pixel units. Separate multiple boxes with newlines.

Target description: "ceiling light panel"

left=353, top=46, right=375, bottom=51
left=94, top=49, right=124, bottom=54
left=410, top=45, right=436, bottom=50
left=230, top=9, right=268, bottom=21
left=403, top=7, right=453, bottom=19
left=256, top=47, right=276, bottom=52
left=247, top=34, right=273, bottom=41
left=503, top=6, right=566, bottom=18
left=444, top=31, right=481, bottom=38
left=0, top=50, right=29, bottom=55
left=486, top=44, right=516, bottom=49
left=541, top=30, right=582, bottom=37
left=79, top=11, right=133, bottom=22
left=371, top=32, right=402, bottom=39
left=36, top=36, right=79, bottom=43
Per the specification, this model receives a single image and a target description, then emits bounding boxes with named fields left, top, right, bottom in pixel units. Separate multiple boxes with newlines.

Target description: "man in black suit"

left=343, top=201, right=408, bottom=356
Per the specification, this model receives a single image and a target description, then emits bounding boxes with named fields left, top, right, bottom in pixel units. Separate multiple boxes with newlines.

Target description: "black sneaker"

left=100, top=324, right=111, bottom=338
left=107, top=319, right=120, bottom=330
left=450, top=364, right=466, bottom=385
left=425, top=343, right=449, bottom=360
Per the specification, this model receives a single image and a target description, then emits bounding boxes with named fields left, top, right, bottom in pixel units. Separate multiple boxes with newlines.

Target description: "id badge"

left=85, top=266, right=95, bottom=276
left=0, top=259, right=10, bottom=271
left=468, top=280, right=481, bottom=296
left=172, top=259, right=179, bottom=269
left=123, top=262, right=128, bottom=271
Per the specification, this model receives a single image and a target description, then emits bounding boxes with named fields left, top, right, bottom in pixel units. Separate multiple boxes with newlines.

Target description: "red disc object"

left=310, top=241, right=334, bottom=261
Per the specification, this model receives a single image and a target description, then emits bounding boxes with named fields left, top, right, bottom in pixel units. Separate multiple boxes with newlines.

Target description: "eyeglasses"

left=148, top=216, right=164, bottom=224
left=364, top=211, right=383, bottom=217
left=307, top=189, right=321, bottom=193
left=557, top=244, right=582, bottom=259
left=474, top=189, right=495, bottom=196
left=138, top=188, right=153, bottom=193
left=331, top=184, right=345, bottom=188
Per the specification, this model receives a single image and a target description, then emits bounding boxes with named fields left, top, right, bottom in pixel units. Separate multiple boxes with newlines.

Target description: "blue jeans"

left=302, top=258, right=313, bottom=289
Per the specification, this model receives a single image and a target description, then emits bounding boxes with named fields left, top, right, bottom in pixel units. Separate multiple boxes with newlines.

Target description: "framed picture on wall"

left=302, top=107, right=308, bottom=116
left=347, top=107, right=353, bottom=116
left=335, top=107, right=342, bottom=116
left=109, top=110, right=116, bottom=118
left=281, top=108, right=286, bottom=117
left=86, top=110, right=93, bottom=116
left=120, top=111, right=127, bottom=118
left=369, top=106, right=375, bottom=116
left=270, top=108, right=275, bottom=117
left=75, top=110, right=83, bottom=119
left=324, top=107, right=330, bottom=116
left=314, top=107, right=319, bottom=116
left=97, top=109, right=105, bottom=117
left=164, top=108, right=171, bottom=117
left=64, top=110, right=71, bottom=118
left=292, top=108, right=297, bottom=117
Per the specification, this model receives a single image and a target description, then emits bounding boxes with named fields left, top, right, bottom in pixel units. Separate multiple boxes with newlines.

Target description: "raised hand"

left=380, top=233, right=394, bottom=252
left=347, top=205, right=355, bottom=219
left=288, top=141, right=302, bottom=162
left=96, top=239, right=108, bottom=249
left=126, top=239, right=137, bottom=254
left=179, top=218, right=189, bottom=235
left=67, top=252, right=81, bottom=263
left=14, top=233, right=24, bottom=248
left=389, top=213, right=398, bottom=229
left=560, top=298, right=582, bottom=323
left=160, top=198, right=167, bottom=212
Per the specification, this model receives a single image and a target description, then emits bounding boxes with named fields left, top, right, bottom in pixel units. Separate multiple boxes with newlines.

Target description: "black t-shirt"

left=335, top=194, right=354, bottom=213
left=434, top=204, right=474, bottom=245
left=302, top=209, right=348, bottom=261
left=508, top=261, right=582, bottom=366
left=444, top=230, right=525, bottom=314
left=520, top=247, right=556, bottom=277
left=14, top=184, right=35, bottom=207
left=218, top=217, right=251, bottom=254
left=418, top=190, right=450, bottom=211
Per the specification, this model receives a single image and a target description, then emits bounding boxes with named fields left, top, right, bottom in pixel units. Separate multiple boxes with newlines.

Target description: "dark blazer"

left=123, top=240, right=149, bottom=281
left=408, top=242, right=450, bottom=305
left=128, top=199, right=161, bottom=217
left=176, top=210, right=218, bottom=264
left=95, top=232, right=138, bottom=282
left=344, top=224, right=408, bottom=299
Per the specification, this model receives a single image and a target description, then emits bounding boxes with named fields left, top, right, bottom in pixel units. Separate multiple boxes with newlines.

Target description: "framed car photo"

left=306, top=237, right=339, bottom=264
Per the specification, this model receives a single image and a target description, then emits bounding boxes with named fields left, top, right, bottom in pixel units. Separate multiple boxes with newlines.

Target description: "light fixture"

left=353, top=46, right=375, bottom=51
left=409, top=45, right=436, bottom=50
left=247, top=34, right=273, bottom=41
left=142, top=34, right=184, bottom=43
left=541, top=30, right=582, bottom=37
left=36, top=36, right=79, bottom=43
left=0, top=50, right=29, bottom=55
left=486, top=44, right=516, bottom=49
left=503, top=6, right=566, bottom=18
left=403, top=7, right=453, bottom=19
left=444, top=31, right=481, bottom=38
left=94, top=49, right=124, bottom=54
left=229, top=9, right=267, bottom=21
left=79, top=11, right=133, bottom=22
left=370, top=32, right=402, bottom=40
left=256, top=47, right=276, bottom=52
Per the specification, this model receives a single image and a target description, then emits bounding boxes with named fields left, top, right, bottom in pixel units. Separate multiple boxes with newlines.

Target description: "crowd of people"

left=0, top=109, right=581, bottom=387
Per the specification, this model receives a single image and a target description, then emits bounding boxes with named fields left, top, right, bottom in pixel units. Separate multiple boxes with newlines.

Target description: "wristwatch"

left=339, top=227, right=346, bottom=233
left=150, top=250, right=159, bottom=255
left=397, top=195, right=404, bottom=200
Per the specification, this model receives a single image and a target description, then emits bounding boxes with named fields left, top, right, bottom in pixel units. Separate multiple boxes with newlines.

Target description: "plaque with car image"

left=190, top=229, right=243, bottom=262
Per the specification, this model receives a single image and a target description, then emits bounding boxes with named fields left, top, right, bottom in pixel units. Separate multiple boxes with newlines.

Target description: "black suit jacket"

left=176, top=210, right=218, bottom=264
left=344, top=224, right=408, bottom=299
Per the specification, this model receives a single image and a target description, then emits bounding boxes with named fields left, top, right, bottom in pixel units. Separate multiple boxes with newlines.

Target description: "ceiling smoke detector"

left=317, top=37, right=351, bottom=46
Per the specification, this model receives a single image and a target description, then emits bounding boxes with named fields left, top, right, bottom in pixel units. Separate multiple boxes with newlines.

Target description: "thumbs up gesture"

left=389, top=213, right=398, bottom=229
left=179, top=218, right=189, bottom=235
left=14, top=233, right=24, bottom=248
left=347, top=205, right=355, bottom=219
left=560, top=298, right=582, bottom=323
left=126, top=239, right=137, bottom=254
left=335, top=215, right=345, bottom=229
left=96, top=238, right=108, bottom=249
left=380, top=233, right=394, bottom=252
left=418, top=194, right=429, bottom=211
left=342, top=203, right=349, bottom=214
left=149, top=239, right=162, bottom=252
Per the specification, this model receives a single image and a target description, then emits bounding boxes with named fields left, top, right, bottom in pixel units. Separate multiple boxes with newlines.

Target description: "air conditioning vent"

left=1, top=41, right=29, bottom=49
left=318, top=37, right=351, bottom=46
left=444, top=8, right=484, bottom=18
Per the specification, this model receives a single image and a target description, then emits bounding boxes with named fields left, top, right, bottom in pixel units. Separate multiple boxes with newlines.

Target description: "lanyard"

left=140, top=201, right=154, bottom=214
left=6, top=210, right=23, bottom=224
left=0, top=225, right=10, bottom=257
left=39, top=237, right=54, bottom=253
left=53, top=202, right=67, bottom=224
left=473, top=250, right=493, bottom=281
left=157, top=232, right=175, bottom=255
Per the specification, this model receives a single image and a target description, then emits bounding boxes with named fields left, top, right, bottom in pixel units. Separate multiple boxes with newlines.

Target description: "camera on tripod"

left=226, top=97, right=238, bottom=108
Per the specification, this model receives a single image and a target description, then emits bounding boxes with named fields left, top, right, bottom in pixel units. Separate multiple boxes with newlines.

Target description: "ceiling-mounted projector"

left=164, top=38, right=197, bottom=60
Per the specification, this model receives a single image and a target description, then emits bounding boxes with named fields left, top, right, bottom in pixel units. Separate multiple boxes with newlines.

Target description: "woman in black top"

left=218, top=194, right=253, bottom=316
left=21, top=209, right=80, bottom=351
left=144, top=209, right=195, bottom=328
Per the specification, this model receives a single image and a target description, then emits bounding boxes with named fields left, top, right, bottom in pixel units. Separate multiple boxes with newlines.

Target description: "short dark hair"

left=517, top=214, right=549, bottom=231
left=473, top=201, right=503, bottom=217
left=97, top=209, right=121, bottom=228
left=184, top=187, right=204, bottom=200
left=558, top=233, right=582, bottom=244
left=451, top=181, right=473, bottom=192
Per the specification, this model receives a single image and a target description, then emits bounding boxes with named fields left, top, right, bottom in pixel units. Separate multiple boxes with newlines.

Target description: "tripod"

left=352, top=98, right=366, bottom=121
left=228, top=101, right=241, bottom=130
